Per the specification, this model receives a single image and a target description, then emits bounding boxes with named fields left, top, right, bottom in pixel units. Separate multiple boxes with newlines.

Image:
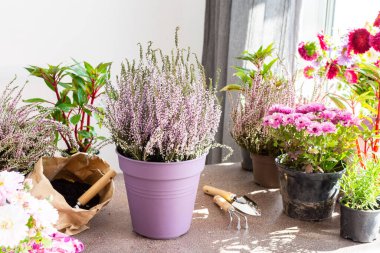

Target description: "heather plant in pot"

left=105, top=28, right=225, bottom=239
left=0, top=80, right=56, bottom=174
left=264, top=103, right=359, bottom=220
left=339, top=156, right=380, bottom=243
left=224, top=44, right=295, bottom=187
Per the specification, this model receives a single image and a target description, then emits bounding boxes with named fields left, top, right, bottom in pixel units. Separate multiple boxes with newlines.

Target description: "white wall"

left=0, top=0, right=206, bottom=171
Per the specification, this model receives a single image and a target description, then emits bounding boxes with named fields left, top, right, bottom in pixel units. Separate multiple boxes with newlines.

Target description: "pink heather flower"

left=320, top=110, right=337, bottom=120
left=317, top=33, right=328, bottom=50
left=268, top=104, right=294, bottom=115
left=307, top=122, right=323, bottom=136
left=374, top=11, right=380, bottom=27
left=348, top=28, right=371, bottom=54
left=321, top=122, right=337, bottom=133
left=325, top=60, right=339, bottom=79
left=344, top=69, right=358, bottom=84
left=298, top=41, right=318, bottom=61
left=303, top=66, right=315, bottom=79
left=369, top=32, right=380, bottom=52
left=295, top=116, right=312, bottom=130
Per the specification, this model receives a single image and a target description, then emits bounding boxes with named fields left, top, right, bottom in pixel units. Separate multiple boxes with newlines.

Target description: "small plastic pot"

left=340, top=203, right=380, bottom=243
left=251, top=154, right=279, bottom=188
left=241, top=148, right=253, bottom=171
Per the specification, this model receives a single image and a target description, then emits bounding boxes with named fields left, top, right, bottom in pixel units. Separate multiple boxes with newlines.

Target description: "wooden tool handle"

left=213, top=195, right=234, bottom=212
left=203, top=185, right=235, bottom=202
left=77, top=169, right=117, bottom=206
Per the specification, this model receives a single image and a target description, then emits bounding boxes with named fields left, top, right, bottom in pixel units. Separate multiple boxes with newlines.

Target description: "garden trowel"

left=203, top=185, right=261, bottom=216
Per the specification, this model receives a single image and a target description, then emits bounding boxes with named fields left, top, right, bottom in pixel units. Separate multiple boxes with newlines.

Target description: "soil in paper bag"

left=51, top=179, right=100, bottom=210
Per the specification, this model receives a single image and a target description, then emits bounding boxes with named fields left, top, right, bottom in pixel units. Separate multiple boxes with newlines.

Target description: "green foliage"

left=340, top=157, right=380, bottom=210
left=25, top=61, right=111, bottom=154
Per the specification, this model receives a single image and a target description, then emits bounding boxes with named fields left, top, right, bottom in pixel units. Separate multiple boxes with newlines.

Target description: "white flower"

left=0, top=171, right=24, bottom=204
left=28, top=197, right=59, bottom=229
left=0, top=204, right=29, bottom=248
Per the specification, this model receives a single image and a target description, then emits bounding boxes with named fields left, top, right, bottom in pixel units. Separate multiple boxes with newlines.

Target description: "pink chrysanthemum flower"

left=268, top=104, right=294, bottom=115
left=317, top=33, right=328, bottom=50
left=369, top=32, right=380, bottom=52
left=348, top=28, right=371, bottom=54
left=344, top=69, right=358, bottom=84
left=307, top=122, right=323, bottom=136
left=298, top=42, right=318, bottom=61
left=282, top=114, right=295, bottom=126
left=325, top=60, right=339, bottom=79
left=321, top=122, right=337, bottom=134
left=374, top=11, right=380, bottom=27
left=320, top=110, right=337, bottom=120
left=303, top=66, right=315, bottom=79
left=296, top=103, right=326, bottom=114
left=295, top=116, right=312, bottom=131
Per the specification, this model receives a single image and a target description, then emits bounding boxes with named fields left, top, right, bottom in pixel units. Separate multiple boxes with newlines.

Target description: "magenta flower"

left=321, top=122, right=337, bottom=133
left=295, top=116, right=312, bottom=130
left=348, top=28, right=371, bottom=54
left=317, top=33, right=328, bottom=50
left=320, top=110, right=337, bottom=120
left=344, top=69, right=358, bottom=84
left=303, top=66, right=315, bottom=79
left=307, top=122, right=323, bottom=136
left=282, top=114, right=295, bottom=125
left=298, top=42, right=318, bottom=61
left=325, top=60, right=339, bottom=79
left=369, top=32, right=380, bottom=52
left=296, top=103, right=326, bottom=113
left=268, top=104, right=294, bottom=115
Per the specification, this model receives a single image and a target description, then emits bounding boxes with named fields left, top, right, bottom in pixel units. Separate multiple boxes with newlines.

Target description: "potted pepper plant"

left=264, top=103, right=359, bottom=220
left=339, top=156, right=380, bottom=243
left=223, top=44, right=295, bottom=187
left=104, top=29, right=227, bottom=239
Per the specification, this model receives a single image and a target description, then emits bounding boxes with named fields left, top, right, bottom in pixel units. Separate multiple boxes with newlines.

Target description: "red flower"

left=325, top=60, right=339, bottom=79
left=374, top=11, right=380, bottom=27
left=370, top=32, right=380, bottom=52
left=344, top=69, right=358, bottom=84
left=298, top=42, right=318, bottom=61
left=348, top=28, right=371, bottom=54
left=303, top=66, right=315, bottom=79
left=375, top=60, right=380, bottom=67
left=317, top=33, right=328, bottom=51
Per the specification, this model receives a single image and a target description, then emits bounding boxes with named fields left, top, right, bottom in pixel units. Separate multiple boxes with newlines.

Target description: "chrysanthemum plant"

left=25, top=61, right=111, bottom=155
left=0, top=171, right=84, bottom=252
left=298, top=12, right=380, bottom=163
left=224, top=44, right=296, bottom=155
left=105, top=28, right=230, bottom=162
left=264, top=103, right=359, bottom=173
left=0, top=80, right=56, bottom=174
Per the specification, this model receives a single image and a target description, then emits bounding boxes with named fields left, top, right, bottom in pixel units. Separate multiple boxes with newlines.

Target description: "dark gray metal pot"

left=241, top=148, right=253, bottom=171
left=275, top=157, right=344, bottom=221
left=340, top=203, right=380, bottom=243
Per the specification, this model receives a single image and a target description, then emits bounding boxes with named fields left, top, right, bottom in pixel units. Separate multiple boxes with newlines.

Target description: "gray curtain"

left=203, top=0, right=303, bottom=164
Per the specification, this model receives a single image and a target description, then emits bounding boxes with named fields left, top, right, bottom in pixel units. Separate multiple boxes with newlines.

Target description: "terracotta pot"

left=251, top=154, right=279, bottom=188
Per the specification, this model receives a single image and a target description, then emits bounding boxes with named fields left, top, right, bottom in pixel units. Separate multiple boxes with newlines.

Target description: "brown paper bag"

left=28, top=153, right=114, bottom=235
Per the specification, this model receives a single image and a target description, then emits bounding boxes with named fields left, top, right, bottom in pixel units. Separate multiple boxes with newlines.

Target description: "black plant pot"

left=340, top=203, right=380, bottom=243
left=241, top=148, right=253, bottom=171
left=275, top=158, right=344, bottom=221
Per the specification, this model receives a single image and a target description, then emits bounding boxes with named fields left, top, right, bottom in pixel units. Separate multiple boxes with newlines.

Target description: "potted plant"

left=25, top=61, right=111, bottom=155
left=104, top=29, right=227, bottom=239
left=0, top=170, right=84, bottom=252
left=0, top=79, right=56, bottom=174
left=339, top=156, right=380, bottom=242
left=223, top=44, right=295, bottom=187
left=264, top=103, right=359, bottom=220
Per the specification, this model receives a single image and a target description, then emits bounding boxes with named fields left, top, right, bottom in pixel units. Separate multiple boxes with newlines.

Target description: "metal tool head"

left=232, top=196, right=261, bottom=216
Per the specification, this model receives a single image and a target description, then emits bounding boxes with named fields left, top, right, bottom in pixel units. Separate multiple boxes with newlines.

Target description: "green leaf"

left=78, top=130, right=92, bottom=139
left=70, top=114, right=81, bottom=125
left=220, top=84, right=242, bottom=92
left=328, top=95, right=347, bottom=109
left=56, top=103, right=75, bottom=112
left=23, top=98, right=49, bottom=103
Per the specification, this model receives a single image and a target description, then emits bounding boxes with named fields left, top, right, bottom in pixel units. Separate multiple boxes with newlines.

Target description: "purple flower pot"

left=117, top=152, right=206, bottom=239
